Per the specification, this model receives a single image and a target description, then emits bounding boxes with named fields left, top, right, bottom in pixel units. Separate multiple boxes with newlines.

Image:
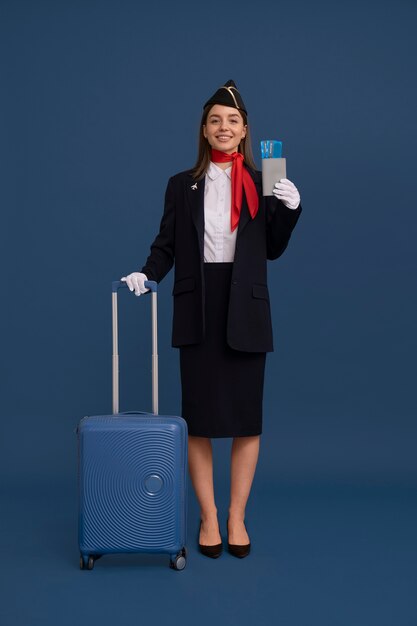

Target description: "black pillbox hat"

left=203, top=79, right=247, bottom=115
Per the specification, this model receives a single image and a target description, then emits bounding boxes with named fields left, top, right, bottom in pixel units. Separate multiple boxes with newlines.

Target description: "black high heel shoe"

left=227, top=518, right=251, bottom=558
left=198, top=520, right=223, bottom=558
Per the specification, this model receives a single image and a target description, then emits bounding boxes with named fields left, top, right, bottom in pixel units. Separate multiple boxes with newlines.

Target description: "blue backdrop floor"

left=1, top=481, right=416, bottom=626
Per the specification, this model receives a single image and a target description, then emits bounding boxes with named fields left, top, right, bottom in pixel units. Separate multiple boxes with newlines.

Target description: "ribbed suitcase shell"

left=78, top=413, right=187, bottom=556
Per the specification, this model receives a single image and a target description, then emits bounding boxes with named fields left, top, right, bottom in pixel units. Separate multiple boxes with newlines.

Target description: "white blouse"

left=203, top=162, right=237, bottom=263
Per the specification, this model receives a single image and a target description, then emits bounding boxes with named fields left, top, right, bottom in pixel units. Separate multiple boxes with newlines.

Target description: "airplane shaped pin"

left=191, top=183, right=198, bottom=190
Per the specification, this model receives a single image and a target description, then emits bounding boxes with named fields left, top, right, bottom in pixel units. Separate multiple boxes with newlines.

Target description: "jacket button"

left=232, top=280, right=238, bottom=285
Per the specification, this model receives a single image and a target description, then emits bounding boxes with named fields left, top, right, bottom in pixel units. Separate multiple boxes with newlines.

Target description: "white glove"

left=121, top=272, right=149, bottom=296
left=272, top=178, right=300, bottom=210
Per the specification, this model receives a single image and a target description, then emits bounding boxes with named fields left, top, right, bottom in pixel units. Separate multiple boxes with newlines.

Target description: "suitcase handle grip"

left=112, top=280, right=158, bottom=293
left=112, top=280, right=159, bottom=416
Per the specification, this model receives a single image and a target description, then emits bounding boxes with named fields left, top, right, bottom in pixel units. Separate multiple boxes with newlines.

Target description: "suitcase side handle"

left=112, top=280, right=159, bottom=416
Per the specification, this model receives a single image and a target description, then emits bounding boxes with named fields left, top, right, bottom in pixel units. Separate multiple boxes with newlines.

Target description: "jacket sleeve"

left=266, top=196, right=302, bottom=260
left=141, top=177, right=176, bottom=282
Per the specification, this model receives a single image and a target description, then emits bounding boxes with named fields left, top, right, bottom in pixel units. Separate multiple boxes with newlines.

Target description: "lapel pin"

left=191, top=183, right=198, bottom=190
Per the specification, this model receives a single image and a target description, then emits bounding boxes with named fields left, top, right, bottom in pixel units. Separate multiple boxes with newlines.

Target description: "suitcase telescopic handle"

left=111, top=280, right=159, bottom=416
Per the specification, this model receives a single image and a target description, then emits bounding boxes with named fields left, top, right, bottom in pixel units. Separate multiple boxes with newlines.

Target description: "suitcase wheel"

left=80, top=554, right=96, bottom=571
left=170, top=547, right=187, bottom=571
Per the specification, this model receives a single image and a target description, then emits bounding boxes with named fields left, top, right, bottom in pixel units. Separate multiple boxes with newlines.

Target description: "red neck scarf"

left=210, top=149, right=259, bottom=232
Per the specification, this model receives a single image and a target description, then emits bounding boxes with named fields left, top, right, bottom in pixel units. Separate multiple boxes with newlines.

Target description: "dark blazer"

left=141, top=167, right=302, bottom=352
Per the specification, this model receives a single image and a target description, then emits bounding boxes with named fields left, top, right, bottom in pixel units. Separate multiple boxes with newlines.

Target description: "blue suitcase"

left=78, top=280, right=188, bottom=571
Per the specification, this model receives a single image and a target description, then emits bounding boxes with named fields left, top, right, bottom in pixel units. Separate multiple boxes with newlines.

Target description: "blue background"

left=1, top=0, right=416, bottom=624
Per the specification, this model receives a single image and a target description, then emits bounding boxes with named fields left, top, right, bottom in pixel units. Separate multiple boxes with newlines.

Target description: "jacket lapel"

left=187, top=175, right=205, bottom=260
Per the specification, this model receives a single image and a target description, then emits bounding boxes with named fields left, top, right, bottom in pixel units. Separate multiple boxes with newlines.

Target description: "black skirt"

left=180, top=263, right=266, bottom=438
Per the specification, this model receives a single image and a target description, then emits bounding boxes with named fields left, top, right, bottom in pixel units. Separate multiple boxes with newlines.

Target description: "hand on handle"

left=121, top=272, right=149, bottom=296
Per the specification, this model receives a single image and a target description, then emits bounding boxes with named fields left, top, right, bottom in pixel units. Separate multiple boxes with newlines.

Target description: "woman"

left=122, top=80, right=302, bottom=559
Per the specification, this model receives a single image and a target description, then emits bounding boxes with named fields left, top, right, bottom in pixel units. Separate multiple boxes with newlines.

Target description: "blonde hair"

left=191, top=105, right=257, bottom=180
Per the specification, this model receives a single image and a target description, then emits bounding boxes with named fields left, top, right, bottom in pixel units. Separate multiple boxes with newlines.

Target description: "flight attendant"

left=122, top=80, right=302, bottom=558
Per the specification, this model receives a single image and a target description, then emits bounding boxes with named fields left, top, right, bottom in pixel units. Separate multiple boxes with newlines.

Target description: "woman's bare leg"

left=188, top=435, right=221, bottom=545
left=228, top=435, right=260, bottom=544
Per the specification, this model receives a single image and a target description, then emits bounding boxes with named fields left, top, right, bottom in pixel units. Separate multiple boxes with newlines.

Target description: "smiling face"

left=203, top=104, right=247, bottom=154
